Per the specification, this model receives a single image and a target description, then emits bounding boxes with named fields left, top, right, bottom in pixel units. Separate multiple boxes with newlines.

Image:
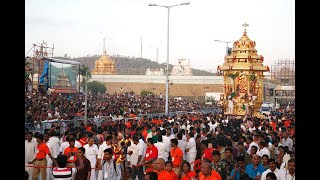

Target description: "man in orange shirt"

left=64, top=138, right=78, bottom=167
left=201, top=158, right=222, bottom=180
left=165, top=161, right=179, bottom=180
left=170, top=138, right=183, bottom=176
left=199, top=162, right=218, bottom=180
left=28, top=134, right=58, bottom=180
left=154, top=158, right=171, bottom=180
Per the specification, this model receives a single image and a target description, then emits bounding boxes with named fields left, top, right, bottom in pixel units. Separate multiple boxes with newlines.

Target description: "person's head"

left=56, top=154, right=68, bottom=168
left=103, top=148, right=113, bottom=161
left=201, top=139, right=209, bottom=150
left=105, top=135, right=112, bottom=144
left=287, top=158, right=295, bottom=174
left=182, top=161, right=191, bottom=173
left=145, top=171, right=158, bottom=180
left=187, top=132, right=194, bottom=140
left=262, top=154, right=269, bottom=165
left=155, top=158, right=166, bottom=171
left=212, top=150, right=221, bottom=162
left=246, top=136, right=253, bottom=144
left=224, top=147, right=233, bottom=159
left=68, top=138, right=75, bottom=148
left=278, top=146, right=284, bottom=155
left=282, top=131, right=289, bottom=139
left=266, top=172, right=277, bottom=180
left=43, top=132, right=50, bottom=142
left=147, top=138, right=154, bottom=147
left=132, top=133, right=140, bottom=145
left=87, top=137, right=95, bottom=146
left=165, top=161, right=173, bottom=172
left=201, top=162, right=212, bottom=176
left=236, top=155, right=246, bottom=169
left=250, top=145, right=258, bottom=155
left=237, top=141, right=244, bottom=151
left=267, top=158, right=277, bottom=172
left=26, top=132, right=33, bottom=142
left=170, top=138, right=178, bottom=148
left=252, top=154, right=261, bottom=165
left=77, top=147, right=85, bottom=157
left=35, top=133, right=44, bottom=144
left=157, top=135, right=163, bottom=142
left=177, top=132, right=183, bottom=140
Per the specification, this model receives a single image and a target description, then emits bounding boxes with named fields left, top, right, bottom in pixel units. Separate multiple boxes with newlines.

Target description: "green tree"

left=78, top=64, right=92, bottom=88
left=87, top=81, right=106, bottom=94
left=140, top=90, right=154, bottom=96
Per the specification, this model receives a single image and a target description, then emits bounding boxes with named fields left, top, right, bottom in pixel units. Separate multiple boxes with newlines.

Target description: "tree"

left=140, top=90, right=154, bottom=96
left=87, top=81, right=106, bottom=94
left=78, top=64, right=92, bottom=88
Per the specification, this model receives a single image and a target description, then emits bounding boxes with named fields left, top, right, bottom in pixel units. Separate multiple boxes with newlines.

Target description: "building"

left=91, top=50, right=117, bottom=75
left=171, top=58, right=192, bottom=76
left=145, top=68, right=164, bottom=76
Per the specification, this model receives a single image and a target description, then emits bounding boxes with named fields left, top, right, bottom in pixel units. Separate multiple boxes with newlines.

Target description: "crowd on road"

left=25, top=88, right=295, bottom=180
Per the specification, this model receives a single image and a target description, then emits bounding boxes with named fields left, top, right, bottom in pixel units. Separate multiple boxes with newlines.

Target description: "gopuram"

left=92, top=50, right=117, bottom=75
left=217, top=23, right=269, bottom=116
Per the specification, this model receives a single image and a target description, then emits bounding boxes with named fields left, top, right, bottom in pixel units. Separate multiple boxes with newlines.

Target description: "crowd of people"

left=25, top=89, right=295, bottom=180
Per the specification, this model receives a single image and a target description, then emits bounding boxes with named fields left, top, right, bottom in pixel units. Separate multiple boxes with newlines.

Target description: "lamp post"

left=149, top=2, right=190, bottom=115
left=214, top=40, right=235, bottom=55
left=84, top=70, right=88, bottom=125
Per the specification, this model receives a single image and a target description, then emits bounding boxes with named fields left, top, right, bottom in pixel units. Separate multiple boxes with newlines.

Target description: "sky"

left=25, top=0, right=295, bottom=71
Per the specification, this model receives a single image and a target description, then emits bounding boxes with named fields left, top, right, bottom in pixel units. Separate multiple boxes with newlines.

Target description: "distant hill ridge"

left=53, top=55, right=216, bottom=76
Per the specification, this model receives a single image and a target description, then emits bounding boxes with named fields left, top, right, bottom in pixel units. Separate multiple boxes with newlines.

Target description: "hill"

left=53, top=55, right=216, bottom=76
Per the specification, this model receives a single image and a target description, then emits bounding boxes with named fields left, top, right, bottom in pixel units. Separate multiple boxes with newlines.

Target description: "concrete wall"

left=90, top=75, right=224, bottom=103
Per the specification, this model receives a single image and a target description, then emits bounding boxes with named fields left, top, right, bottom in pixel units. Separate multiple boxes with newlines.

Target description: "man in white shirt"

left=177, top=133, right=187, bottom=160
left=257, top=140, right=270, bottom=158
left=25, top=132, right=37, bottom=180
left=49, top=131, right=61, bottom=159
left=281, top=131, right=293, bottom=152
left=154, top=135, right=169, bottom=161
left=186, top=132, right=197, bottom=171
left=84, top=137, right=99, bottom=180
left=261, top=158, right=280, bottom=180
left=246, top=136, right=259, bottom=154
left=97, top=135, right=112, bottom=180
left=278, top=158, right=295, bottom=180
left=127, top=133, right=145, bottom=180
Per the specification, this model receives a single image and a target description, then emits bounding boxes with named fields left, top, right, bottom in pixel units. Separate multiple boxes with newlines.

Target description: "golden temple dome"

left=96, top=50, right=115, bottom=64
left=92, top=50, right=117, bottom=75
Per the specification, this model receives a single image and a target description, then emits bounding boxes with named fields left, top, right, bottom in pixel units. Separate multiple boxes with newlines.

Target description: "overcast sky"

left=25, top=0, right=295, bottom=71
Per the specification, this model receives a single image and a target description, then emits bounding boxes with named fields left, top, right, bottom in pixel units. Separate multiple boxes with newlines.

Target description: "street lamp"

left=149, top=2, right=190, bottom=115
left=214, top=40, right=235, bottom=55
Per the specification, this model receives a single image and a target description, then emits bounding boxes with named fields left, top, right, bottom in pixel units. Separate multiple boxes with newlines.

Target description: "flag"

left=39, top=59, right=49, bottom=83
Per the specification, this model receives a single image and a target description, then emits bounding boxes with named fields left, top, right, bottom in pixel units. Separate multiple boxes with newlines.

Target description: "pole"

left=78, top=64, right=80, bottom=93
left=84, top=70, right=88, bottom=125
left=165, top=7, right=170, bottom=115
left=141, top=36, right=143, bottom=58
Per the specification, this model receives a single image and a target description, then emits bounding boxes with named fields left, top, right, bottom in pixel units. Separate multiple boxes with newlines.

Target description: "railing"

left=25, top=108, right=219, bottom=133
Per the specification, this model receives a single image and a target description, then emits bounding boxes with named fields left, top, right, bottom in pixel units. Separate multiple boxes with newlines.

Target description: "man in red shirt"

left=201, top=140, right=213, bottom=161
left=28, top=134, right=58, bottom=180
left=139, top=138, right=158, bottom=173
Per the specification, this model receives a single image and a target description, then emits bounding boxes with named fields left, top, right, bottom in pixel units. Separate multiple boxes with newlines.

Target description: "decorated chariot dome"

left=217, top=23, right=270, bottom=116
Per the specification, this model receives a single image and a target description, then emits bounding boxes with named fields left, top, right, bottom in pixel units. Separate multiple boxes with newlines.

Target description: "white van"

left=260, top=102, right=275, bottom=116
